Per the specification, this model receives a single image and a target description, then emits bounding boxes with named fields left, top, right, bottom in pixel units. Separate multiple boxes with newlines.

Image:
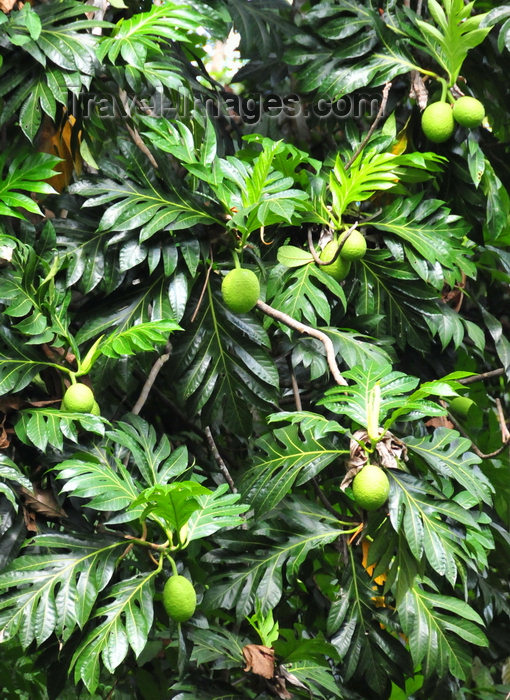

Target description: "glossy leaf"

left=71, top=567, right=160, bottom=693
left=170, top=278, right=279, bottom=436
left=0, top=533, right=125, bottom=647
left=241, top=420, right=345, bottom=517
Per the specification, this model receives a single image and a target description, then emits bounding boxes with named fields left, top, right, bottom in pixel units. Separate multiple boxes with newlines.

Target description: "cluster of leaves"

left=1, top=1, right=510, bottom=699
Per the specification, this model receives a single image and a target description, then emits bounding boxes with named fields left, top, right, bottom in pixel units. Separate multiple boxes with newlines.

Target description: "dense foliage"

left=1, top=0, right=510, bottom=697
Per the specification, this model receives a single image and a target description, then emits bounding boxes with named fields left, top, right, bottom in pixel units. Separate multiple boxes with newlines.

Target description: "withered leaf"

left=242, top=644, right=275, bottom=679
left=271, top=673, right=293, bottom=699
left=425, top=416, right=454, bottom=430
left=341, top=429, right=408, bottom=489
left=23, top=507, right=38, bottom=534
left=0, top=0, right=19, bottom=13
left=41, top=342, right=76, bottom=366
left=0, top=396, right=23, bottom=413
left=409, top=71, right=428, bottom=110
left=36, top=115, right=82, bottom=194
left=0, top=420, right=9, bottom=449
left=278, top=664, right=309, bottom=691
left=27, top=399, right=61, bottom=408
left=20, top=485, right=67, bottom=520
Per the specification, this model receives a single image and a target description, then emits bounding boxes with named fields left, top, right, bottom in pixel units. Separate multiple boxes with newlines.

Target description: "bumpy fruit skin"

left=221, top=268, right=260, bottom=313
left=163, top=575, right=197, bottom=623
left=448, top=396, right=475, bottom=418
left=62, top=383, right=95, bottom=413
left=452, top=96, right=485, bottom=128
left=351, top=464, right=390, bottom=511
left=421, top=102, right=455, bottom=143
left=320, top=240, right=351, bottom=282
left=339, top=230, right=367, bottom=261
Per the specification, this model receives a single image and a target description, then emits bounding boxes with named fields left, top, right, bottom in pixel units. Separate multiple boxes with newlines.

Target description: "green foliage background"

left=1, top=0, right=510, bottom=698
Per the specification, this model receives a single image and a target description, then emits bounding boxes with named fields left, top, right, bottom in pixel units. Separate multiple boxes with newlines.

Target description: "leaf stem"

left=123, top=534, right=170, bottom=550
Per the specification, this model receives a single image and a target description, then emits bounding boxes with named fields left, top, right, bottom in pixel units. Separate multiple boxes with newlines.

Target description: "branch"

left=191, top=247, right=214, bottom=323
left=131, top=343, right=172, bottom=415
left=204, top=426, right=237, bottom=493
left=344, top=82, right=392, bottom=170
left=446, top=408, right=510, bottom=460
left=118, top=88, right=159, bottom=169
left=285, top=356, right=354, bottom=522
left=307, top=221, right=359, bottom=265
left=457, top=368, right=506, bottom=385
left=256, top=300, right=348, bottom=386
left=496, top=398, right=510, bottom=443
left=286, top=356, right=302, bottom=411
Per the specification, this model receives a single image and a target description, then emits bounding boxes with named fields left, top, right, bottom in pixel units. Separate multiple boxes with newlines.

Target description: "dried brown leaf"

left=23, top=506, right=38, bottom=533
left=0, top=425, right=9, bottom=449
left=242, top=644, right=275, bottom=679
left=0, top=0, right=19, bottom=13
left=341, top=429, right=408, bottom=489
left=41, top=342, right=76, bottom=366
left=277, top=664, right=308, bottom=691
left=270, top=675, right=293, bottom=699
left=425, top=416, right=454, bottom=429
left=20, top=485, right=67, bottom=520
left=0, top=396, right=24, bottom=413
left=410, top=71, right=428, bottom=110
left=27, top=398, right=61, bottom=408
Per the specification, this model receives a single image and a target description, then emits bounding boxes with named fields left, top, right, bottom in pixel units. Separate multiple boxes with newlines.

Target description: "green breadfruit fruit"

left=221, top=268, right=260, bottom=313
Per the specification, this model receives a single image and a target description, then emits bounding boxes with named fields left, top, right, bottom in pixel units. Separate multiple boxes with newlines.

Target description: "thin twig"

left=118, top=88, right=159, bottom=169
left=496, top=398, right=510, bottom=443
left=286, top=356, right=302, bottom=411
left=125, top=123, right=159, bottom=168
left=118, top=521, right=148, bottom=561
left=312, top=478, right=357, bottom=523
left=191, top=248, right=214, bottom=323
left=447, top=409, right=510, bottom=459
left=457, top=368, right=506, bottom=385
left=286, top=356, right=354, bottom=523
left=204, top=426, right=237, bottom=493
left=256, top=299, right=348, bottom=386
left=307, top=221, right=359, bottom=265
left=344, top=82, right=392, bottom=170
left=356, top=207, right=383, bottom=226
left=131, top=343, right=172, bottom=415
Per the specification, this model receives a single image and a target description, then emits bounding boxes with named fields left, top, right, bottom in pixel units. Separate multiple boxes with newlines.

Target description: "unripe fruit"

left=221, top=268, right=260, bottom=314
left=90, top=400, right=101, bottom=416
left=163, top=574, right=196, bottom=623
left=339, top=230, right=367, bottom=261
left=320, top=240, right=351, bottom=282
left=452, top=96, right=485, bottom=128
left=62, top=383, right=95, bottom=413
left=351, top=464, right=390, bottom=511
left=448, top=396, right=475, bottom=418
left=421, top=102, right=455, bottom=143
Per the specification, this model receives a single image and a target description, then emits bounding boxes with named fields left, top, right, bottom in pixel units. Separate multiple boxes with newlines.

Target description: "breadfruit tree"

left=1, top=1, right=510, bottom=698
